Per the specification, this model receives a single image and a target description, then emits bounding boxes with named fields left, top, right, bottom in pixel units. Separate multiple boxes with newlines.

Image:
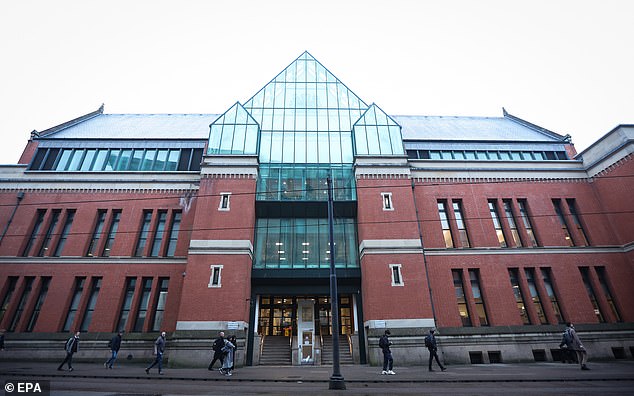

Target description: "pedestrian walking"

left=559, top=328, right=576, bottom=363
left=104, top=331, right=123, bottom=369
left=220, top=337, right=236, bottom=376
left=227, top=335, right=237, bottom=371
left=378, top=329, right=395, bottom=375
left=565, top=323, right=590, bottom=370
left=57, top=331, right=80, bottom=372
left=145, top=331, right=167, bottom=375
left=424, top=329, right=446, bottom=372
left=207, top=331, right=225, bottom=371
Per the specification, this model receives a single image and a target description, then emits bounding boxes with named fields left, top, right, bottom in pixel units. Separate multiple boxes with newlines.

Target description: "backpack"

left=378, top=335, right=388, bottom=349
left=561, top=330, right=573, bottom=348
left=424, top=335, right=432, bottom=348
left=64, top=337, right=74, bottom=351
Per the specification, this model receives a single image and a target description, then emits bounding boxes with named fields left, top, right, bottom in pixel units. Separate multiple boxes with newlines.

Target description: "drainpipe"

left=410, top=180, right=437, bottom=324
left=0, top=192, right=24, bottom=248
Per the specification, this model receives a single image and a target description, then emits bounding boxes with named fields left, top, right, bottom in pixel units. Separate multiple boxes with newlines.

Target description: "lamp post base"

left=328, top=375, right=346, bottom=390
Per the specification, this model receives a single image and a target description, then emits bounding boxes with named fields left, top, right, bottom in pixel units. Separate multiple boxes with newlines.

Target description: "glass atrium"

left=207, top=52, right=406, bottom=269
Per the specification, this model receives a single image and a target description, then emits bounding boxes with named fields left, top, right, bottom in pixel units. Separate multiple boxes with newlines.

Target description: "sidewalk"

left=1, top=360, right=633, bottom=383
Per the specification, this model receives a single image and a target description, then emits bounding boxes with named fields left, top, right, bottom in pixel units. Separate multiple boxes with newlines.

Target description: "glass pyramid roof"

left=207, top=51, right=404, bottom=162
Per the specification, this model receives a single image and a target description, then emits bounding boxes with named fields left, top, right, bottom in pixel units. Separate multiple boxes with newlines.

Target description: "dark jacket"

left=65, top=336, right=79, bottom=354
left=378, top=334, right=392, bottom=353
left=425, top=333, right=438, bottom=350
left=212, top=336, right=225, bottom=353
left=154, top=335, right=166, bottom=354
left=110, top=334, right=122, bottom=352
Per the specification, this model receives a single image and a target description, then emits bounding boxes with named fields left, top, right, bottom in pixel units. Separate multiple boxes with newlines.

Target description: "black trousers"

left=428, top=348, right=444, bottom=370
left=58, top=352, right=74, bottom=370
left=208, top=351, right=224, bottom=369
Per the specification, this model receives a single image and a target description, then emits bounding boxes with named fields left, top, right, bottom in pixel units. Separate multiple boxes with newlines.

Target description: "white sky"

left=1, top=0, right=632, bottom=164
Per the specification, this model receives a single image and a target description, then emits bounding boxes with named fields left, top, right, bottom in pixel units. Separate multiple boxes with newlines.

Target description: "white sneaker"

left=381, top=370, right=388, bottom=375
left=388, top=370, right=396, bottom=375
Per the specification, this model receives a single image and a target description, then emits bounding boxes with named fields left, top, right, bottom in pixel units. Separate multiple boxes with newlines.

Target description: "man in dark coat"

left=57, top=331, right=80, bottom=371
left=425, top=329, right=446, bottom=371
left=104, top=331, right=123, bottom=369
left=378, top=329, right=395, bottom=375
left=145, top=331, right=166, bottom=375
left=208, top=331, right=225, bottom=371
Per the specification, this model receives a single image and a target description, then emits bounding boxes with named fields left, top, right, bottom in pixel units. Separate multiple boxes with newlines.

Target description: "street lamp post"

left=327, top=177, right=346, bottom=390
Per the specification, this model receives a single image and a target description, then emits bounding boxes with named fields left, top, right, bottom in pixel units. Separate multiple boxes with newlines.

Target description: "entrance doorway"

left=257, top=295, right=353, bottom=337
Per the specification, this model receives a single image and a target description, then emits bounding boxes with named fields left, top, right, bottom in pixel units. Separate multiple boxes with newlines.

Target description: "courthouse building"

left=0, top=52, right=632, bottom=367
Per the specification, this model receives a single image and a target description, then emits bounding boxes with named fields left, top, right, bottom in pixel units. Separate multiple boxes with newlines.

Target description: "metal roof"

left=394, top=115, right=562, bottom=142
left=46, top=114, right=216, bottom=140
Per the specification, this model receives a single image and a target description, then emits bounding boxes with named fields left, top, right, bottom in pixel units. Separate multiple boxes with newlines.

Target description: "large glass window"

left=22, top=210, right=46, bottom=257
left=541, top=268, right=564, bottom=323
left=552, top=199, right=574, bottom=246
left=508, top=269, right=529, bottom=325
left=53, top=210, right=75, bottom=257
left=502, top=200, right=522, bottom=247
left=62, top=277, right=86, bottom=332
left=452, top=269, right=471, bottom=326
left=151, top=278, right=169, bottom=331
left=86, top=210, right=107, bottom=257
left=0, top=277, right=18, bottom=324
left=26, top=277, right=51, bottom=332
left=257, top=165, right=355, bottom=201
left=580, top=267, right=605, bottom=323
left=8, top=277, right=34, bottom=332
left=524, top=268, right=547, bottom=324
left=437, top=201, right=454, bottom=248
left=116, top=278, right=136, bottom=332
left=149, top=211, right=167, bottom=257
left=566, top=199, right=590, bottom=246
left=37, top=209, right=61, bottom=256
left=133, top=278, right=153, bottom=332
left=453, top=201, right=470, bottom=248
left=165, top=212, right=181, bottom=257
left=102, top=210, right=121, bottom=257
left=134, top=211, right=153, bottom=257
left=468, top=269, right=488, bottom=326
left=595, top=267, right=621, bottom=322
left=79, top=277, right=101, bottom=332
left=488, top=200, right=507, bottom=247
left=518, top=200, right=538, bottom=247
left=254, top=217, right=358, bottom=269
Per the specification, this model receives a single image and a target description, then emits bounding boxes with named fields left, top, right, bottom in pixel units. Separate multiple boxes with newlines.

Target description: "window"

left=135, top=211, right=153, bottom=256
left=566, top=199, right=590, bottom=246
left=25, top=277, right=51, bottom=332
left=382, top=192, right=393, bottom=211
left=149, top=211, right=167, bottom=257
left=62, top=277, right=86, bottom=332
left=0, top=277, right=18, bottom=323
left=8, top=277, right=35, bottom=332
left=151, top=278, right=169, bottom=331
left=452, top=269, right=471, bottom=326
left=502, top=200, right=521, bottom=247
left=219, top=192, right=232, bottom=211
left=116, top=278, right=137, bottom=332
left=488, top=200, right=507, bottom=247
left=102, top=210, right=121, bottom=257
left=552, top=200, right=574, bottom=246
left=53, top=210, right=75, bottom=257
left=390, top=264, right=403, bottom=286
left=508, top=269, right=529, bottom=325
left=437, top=201, right=454, bottom=248
left=595, top=267, right=621, bottom=322
left=165, top=211, right=181, bottom=257
left=86, top=210, right=107, bottom=257
left=517, top=200, right=538, bottom=247
left=22, top=210, right=46, bottom=257
left=540, top=268, right=564, bottom=323
left=524, top=268, right=547, bottom=324
left=79, top=277, right=101, bottom=332
left=468, top=269, right=488, bottom=326
left=453, top=201, right=470, bottom=248
left=133, top=278, right=153, bottom=332
left=37, top=209, right=61, bottom=256
left=579, top=267, right=605, bottom=323
left=209, top=265, right=223, bottom=288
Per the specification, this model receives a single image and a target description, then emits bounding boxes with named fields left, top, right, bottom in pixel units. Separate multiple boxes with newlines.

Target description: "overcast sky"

left=1, top=0, right=632, bottom=164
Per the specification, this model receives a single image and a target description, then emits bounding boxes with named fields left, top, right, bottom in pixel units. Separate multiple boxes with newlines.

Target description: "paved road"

left=1, top=360, right=633, bottom=395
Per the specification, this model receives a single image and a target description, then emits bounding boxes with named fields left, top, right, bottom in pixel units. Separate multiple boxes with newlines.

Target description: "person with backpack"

left=104, top=331, right=123, bottom=369
left=57, top=331, right=80, bottom=372
left=424, top=329, right=446, bottom=372
left=565, top=323, right=590, bottom=370
left=559, top=328, right=575, bottom=363
left=378, top=329, right=395, bottom=375
left=145, top=331, right=167, bottom=375
left=207, top=331, right=225, bottom=371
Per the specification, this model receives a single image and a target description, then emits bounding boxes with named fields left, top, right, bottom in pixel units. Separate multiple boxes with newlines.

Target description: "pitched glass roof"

left=208, top=102, right=259, bottom=155
left=207, top=51, right=404, bottom=162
